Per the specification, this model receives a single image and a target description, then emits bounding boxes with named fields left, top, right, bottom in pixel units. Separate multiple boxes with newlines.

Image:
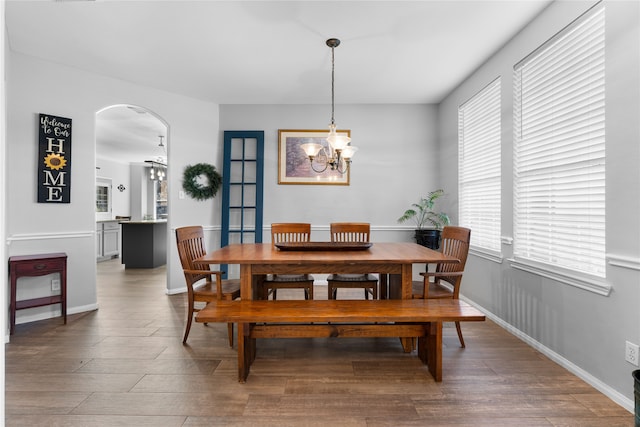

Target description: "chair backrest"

left=435, top=226, right=471, bottom=295
left=175, top=226, right=210, bottom=286
left=271, top=223, right=312, bottom=246
left=330, top=222, right=370, bottom=243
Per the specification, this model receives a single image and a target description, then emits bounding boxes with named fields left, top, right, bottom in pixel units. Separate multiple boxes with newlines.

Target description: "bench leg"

left=400, top=337, right=414, bottom=352
left=237, top=322, right=253, bottom=383
left=418, top=321, right=442, bottom=382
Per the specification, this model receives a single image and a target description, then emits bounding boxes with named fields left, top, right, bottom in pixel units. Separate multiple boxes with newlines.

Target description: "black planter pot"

left=414, top=229, right=441, bottom=250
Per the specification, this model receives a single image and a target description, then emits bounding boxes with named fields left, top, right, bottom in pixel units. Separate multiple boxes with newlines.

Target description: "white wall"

left=437, top=0, right=640, bottom=408
left=95, top=157, right=131, bottom=219
left=5, top=51, right=222, bottom=322
left=1, top=1, right=8, bottom=418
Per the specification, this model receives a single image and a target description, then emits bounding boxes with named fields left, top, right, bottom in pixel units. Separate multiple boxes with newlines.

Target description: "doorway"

left=95, top=104, right=169, bottom=278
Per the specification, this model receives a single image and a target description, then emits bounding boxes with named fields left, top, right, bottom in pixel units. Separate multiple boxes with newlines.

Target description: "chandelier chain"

left=331, top=45, right=336, bottom=125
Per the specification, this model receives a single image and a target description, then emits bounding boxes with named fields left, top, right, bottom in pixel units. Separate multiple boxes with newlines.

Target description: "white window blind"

left=513, top=4, right=605, bottom=278
left=458, top=78, right=502, bottom=256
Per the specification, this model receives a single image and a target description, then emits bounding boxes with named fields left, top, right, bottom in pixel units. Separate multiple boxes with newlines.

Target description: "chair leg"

left=455, top=321, right=465, bottom=348
left=182, top=301, right=195, bottom=344
left=182, top=316, right=193, bottom=344
left=272, top=289, right=277, bottom=300
left=227, top=322, right=234, bottom=347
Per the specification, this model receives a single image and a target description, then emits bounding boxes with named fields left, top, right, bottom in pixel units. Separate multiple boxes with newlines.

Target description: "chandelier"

left=147, top=160, right=166, bottom=181
left=301, top=38, right=358, bottom=174
left=146, top=135, right=167, bottom=181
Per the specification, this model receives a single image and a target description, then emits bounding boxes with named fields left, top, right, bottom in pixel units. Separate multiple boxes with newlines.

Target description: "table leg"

left=399, top=263, right=414, bottom=352
left=401, top=263, right=412, bottom=299
left=61, top=266, right=67, bottom=325
left=240, top=265, right=253, bottom=300
left=379, top=273, right=388, bottom=300
left=10, top=270, right=17, bottom=335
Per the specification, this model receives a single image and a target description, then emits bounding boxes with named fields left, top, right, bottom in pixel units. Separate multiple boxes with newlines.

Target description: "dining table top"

left=194, top=242, right=460, bottom=265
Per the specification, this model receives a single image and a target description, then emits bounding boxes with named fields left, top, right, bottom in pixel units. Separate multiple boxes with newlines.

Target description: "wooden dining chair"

left=412, top=226, right=471, bottom=347
left=175, top=226, right=240, bottom=346
left=327, top=222, right=378, bottom=300
left=261, top=223, right=314, bottom=300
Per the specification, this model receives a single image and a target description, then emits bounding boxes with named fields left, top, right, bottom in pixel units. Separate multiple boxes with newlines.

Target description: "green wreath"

left=182, top=163, right=222, bottom=201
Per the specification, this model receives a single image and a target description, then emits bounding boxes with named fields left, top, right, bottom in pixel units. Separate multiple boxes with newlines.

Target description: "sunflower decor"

left=182, top=163, right=222, bottom=201
left=43, top=153, right=67, bottom=170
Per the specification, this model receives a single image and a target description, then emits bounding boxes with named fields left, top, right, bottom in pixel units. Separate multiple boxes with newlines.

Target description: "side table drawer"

left=14, top=259, right=65, bottom=275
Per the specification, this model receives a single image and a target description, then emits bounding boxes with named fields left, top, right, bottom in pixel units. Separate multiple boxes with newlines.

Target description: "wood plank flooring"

left=5, top=259, right=633, bottom=426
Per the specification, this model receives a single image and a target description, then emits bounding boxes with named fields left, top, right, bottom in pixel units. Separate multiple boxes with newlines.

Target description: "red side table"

left=9, top=252, right=67, bottom=334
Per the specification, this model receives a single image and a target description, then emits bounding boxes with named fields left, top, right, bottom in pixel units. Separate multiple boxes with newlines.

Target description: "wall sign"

left=38, top=114, right=72, bottom=203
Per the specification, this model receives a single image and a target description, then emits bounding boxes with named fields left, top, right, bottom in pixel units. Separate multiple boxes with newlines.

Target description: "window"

left=512, top=4, right=606, bottom=291
left=458, top=78, right=502, bottom=259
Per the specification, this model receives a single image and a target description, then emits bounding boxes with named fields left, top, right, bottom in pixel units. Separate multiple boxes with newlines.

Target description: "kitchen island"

left=120, top=220, right=167, bottom=268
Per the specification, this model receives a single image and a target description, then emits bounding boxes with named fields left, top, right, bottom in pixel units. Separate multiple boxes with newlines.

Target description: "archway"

left=94, top=104, right=170, bottom=275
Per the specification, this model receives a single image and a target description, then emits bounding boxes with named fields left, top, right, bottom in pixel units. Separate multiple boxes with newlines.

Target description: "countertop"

left=120, top=220, right=168, bottom=225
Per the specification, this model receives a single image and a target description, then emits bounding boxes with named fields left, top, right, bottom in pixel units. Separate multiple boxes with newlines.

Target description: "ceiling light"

left=301, top=38, right=358, bottom=175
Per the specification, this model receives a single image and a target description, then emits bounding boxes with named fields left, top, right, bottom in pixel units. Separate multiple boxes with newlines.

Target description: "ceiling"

left=95, top=105, right=168, bottom=164
left=5, top=0, right=553, bottom=162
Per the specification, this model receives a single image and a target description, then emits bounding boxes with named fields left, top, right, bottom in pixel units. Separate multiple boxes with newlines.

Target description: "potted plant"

left=397, top=189, right=450, bottom=249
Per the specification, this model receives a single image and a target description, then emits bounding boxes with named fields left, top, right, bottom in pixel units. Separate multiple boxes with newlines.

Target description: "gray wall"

left=217, top=104, right=443, bottom=281
left=220, top=104, right=441, bottom=229
left=437, top=0, right=640, bottom=408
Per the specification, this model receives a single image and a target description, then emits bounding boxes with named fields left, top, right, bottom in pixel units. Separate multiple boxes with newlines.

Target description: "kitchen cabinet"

left=96, top=220, right=120, bottom=261
left=96, top=177, right=112, bottom=221
left=121, top=220, right=167, bottom=268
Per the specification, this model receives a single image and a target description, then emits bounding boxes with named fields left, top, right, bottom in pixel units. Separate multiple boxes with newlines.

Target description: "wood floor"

left=5, top=259, right=633, bottom=426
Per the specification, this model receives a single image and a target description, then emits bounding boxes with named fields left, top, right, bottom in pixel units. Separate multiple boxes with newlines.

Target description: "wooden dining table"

left=195, top=242, right=459, bottom=299
left=196, top=241, right=457, bottom=298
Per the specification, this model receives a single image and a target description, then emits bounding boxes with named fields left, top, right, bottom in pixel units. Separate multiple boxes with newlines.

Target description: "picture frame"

left=278, top=129, right=351, bottom=185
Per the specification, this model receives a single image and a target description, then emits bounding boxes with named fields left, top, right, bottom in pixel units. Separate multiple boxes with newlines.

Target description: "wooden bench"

left=196, top=298, right=485, bottom=383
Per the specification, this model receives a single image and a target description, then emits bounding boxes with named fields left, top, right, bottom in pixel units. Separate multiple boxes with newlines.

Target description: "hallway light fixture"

left=146, top=136, right=167, bottom=181
left=300, top=38, right=358, bottom=174
left=146, top=160, right=166, bottom=181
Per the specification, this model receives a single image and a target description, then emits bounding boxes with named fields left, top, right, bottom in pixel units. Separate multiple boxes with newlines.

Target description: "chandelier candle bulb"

left=301, top=142, right=323, bottom=158
left=341, top=145, right=358, bottom=159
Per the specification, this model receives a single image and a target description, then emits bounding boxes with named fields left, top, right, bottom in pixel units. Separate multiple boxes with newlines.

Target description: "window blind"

left=458, top=78, right=502, bottom=255
left=513, top=4, right=605, bottom=278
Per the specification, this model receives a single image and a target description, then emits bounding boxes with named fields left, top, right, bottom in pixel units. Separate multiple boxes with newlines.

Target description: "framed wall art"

left=38, top=113, right=72, bottom=203
left=278, top=129, right=351, bottom=185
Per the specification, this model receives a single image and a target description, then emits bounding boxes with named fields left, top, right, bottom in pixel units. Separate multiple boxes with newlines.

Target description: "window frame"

left=458, top=77, right=503, bottom=262
left=510, top=3, right=609, bottom=296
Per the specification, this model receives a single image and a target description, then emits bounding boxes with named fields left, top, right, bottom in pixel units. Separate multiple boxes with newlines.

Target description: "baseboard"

left=166, top=286, right=186, bottom=295
left=69, top=303, right=100, bottom=315
left=460, top=295, right=634, bottom=413
left=9, top=303, right=100, bottom=341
